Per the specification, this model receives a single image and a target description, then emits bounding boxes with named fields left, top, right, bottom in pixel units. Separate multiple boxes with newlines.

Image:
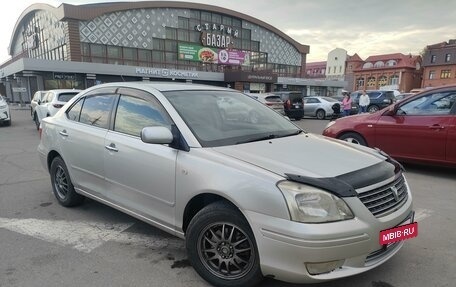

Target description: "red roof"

left=348, top=53, right=363, bottom=61
left=306, top=61, right=327, bottom=68
left=364, top=53, right=420, bottom=69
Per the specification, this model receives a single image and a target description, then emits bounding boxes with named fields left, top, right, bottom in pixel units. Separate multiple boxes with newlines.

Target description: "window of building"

left=429, top=70, right=435, bottom=79
left=367, top=76, right=376, bottom=87
left=241, top=29, right=251, bottom=40
left=178, top=17, right=189, bottom=29
left=389, top=75, right=399, bottom=85
left=445, top=53, right=451, bottom=62
left=431, top=55, right=436, bottom=63
left=107, top=46, right=121, bottom=59
left=123, top=47, right=137, bottom=60
left=339, top=66, right=342, bottom=73
left=232, top=18, right=241, bottom=27
left=166, top=27, right=177, bottom=40
left=212, top=14, right=221, bottom=23
left=378, top=76, right=388, bottom=86
left=386, top=60, right=397, bottom=66
left=91, top=44, right=106, bottom=58
left=201, top=11, right=212, bottom=22
left=165, top=40, right=177, bottom=52
left=441, top=70, right=451, bottom=79
left=363, top=62, right=373, bottom=69
left=152, top=51, right=164, bottom=62
left=251, top=41, right=260, bottom=52
left=138, top=50, right=152, bottom=62
left=189, top=31, right=200, bottom=43
left=190, top=10, right=200, bottom=19
left=153, top=38, right=165, bottom=50
left=178, top=29, right=189, bottom=42
left=374, top=61, right=385, bottom=68
left=222, top=16, right=232, bottom=26
left=356, top=77, right=365, bottom=88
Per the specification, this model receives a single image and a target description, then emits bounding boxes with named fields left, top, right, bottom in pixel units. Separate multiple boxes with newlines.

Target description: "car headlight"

left=278, top=181, right=354, bottom=223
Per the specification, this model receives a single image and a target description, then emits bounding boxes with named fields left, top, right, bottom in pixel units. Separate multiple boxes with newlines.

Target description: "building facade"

left=351, top=53, right=422, bottom=93
left=0, top=1, right=346, bottom=103
left=422, top=39, right=456, bottom=88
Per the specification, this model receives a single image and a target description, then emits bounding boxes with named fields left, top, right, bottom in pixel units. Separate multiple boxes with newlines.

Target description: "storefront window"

left=138, top=50, right=152, bottom=62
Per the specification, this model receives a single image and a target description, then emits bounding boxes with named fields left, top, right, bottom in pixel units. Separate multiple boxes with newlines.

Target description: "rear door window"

left=79, top=95, right=116, bottom=129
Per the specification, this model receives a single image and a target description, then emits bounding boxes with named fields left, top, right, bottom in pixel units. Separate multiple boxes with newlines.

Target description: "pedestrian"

left=359, top=90, right=370, bottom=113
left=342, top=92, right=352, bottom=117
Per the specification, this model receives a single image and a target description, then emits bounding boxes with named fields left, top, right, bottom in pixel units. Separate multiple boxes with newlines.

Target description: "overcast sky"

left=2, top=0, right=456, bottom=64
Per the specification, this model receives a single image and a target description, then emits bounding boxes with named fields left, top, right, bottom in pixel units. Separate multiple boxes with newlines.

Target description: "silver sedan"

left=38, top=82, right=415, bottom=287
left=304, top=96, right=341, bottom=119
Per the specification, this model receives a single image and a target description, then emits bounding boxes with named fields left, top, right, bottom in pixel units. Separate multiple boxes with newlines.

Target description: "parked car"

left=38, top=82, right=415, bottom=287
left=271, top=91, right=304, bottom=120
left=249, top=93, right=285, bottom=115
left=350, top=90, right=396, bottom=113
left=303, top=96, right=340, bottom=119
left=30, top=90, right=47, bottom=119
left=0, top=95, right=11, bottom=126
left=34, top=89, right=81, bottom=129
left=323, top=85, right=456, bottom=167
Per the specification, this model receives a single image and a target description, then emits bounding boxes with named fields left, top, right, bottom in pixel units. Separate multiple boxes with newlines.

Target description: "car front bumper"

left=245, top=196, right=413, bottom=283
left=0, top=107, right=10, bottom=121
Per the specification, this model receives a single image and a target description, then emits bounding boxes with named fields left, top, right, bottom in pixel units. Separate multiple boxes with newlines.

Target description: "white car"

left=248, top=93, right=285, bottom=115
left=38, top=82, right=415, bottom=286
left=34, top=89, right=81, bottom=129
left=31, top=90, right=47, bottom=119
left=0, top=95, right=11, bottom=126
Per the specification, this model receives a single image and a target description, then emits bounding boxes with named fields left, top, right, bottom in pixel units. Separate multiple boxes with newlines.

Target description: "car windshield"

left=321, top=97, right=338, bottom=102
left=164, top=90, right=301, bottom=147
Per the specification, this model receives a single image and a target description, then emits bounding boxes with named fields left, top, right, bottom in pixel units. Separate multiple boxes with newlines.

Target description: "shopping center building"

left=0, top=1, right=345, bottom=102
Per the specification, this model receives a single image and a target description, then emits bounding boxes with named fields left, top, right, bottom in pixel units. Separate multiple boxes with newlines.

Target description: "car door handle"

left=105, top=143, right=119, bottom=152
left=428, top=124, right=444, bottom=130
left=59, top=130, right=68, bottom=137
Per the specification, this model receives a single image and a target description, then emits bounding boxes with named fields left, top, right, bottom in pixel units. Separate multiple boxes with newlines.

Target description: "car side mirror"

left=37, top=100, right=41, bottom=105
left=141, top=126, right=174, bottom=144
left=385, top=104, right=398, bottom=116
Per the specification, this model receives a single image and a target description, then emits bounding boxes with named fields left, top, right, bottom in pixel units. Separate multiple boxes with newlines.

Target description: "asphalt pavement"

left=0, top=109, right=455, bottom=287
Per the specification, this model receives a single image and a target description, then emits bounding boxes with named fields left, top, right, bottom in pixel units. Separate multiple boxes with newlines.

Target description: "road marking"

left=0, top=217, right=184, bottom=253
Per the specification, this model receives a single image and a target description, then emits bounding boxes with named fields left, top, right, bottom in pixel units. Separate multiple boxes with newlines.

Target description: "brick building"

left=422, top=39, right=456, bottom=88
left=350, top=53, right=422, bottom=93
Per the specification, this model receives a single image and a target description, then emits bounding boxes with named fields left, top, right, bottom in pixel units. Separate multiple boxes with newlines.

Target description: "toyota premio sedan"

left=38, top=82, right=416, bottom=287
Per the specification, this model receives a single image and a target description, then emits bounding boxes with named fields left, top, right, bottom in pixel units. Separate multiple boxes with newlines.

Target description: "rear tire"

left=50, top=156, right=84, bottom=207
left=186, top=201, right=263, bottom=287
left=339, top=132, right=367, bottom=146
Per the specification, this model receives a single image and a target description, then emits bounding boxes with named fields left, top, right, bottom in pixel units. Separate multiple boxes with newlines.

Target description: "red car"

left=323, top=85, right=456, bottom=167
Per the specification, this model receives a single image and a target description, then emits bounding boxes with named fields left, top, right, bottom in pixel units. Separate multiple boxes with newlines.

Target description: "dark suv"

left=351, top=90, right=396, bottom=113
left=271, top=91, right=304, bottom=120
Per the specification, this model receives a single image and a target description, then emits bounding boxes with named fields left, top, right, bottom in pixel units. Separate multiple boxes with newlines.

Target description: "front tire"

left=50, top=156, right=84, bottom=207
left=367, top=105, right=379, bottom=113
left=186, top=201, right=263, bottom=287
left=339, top=132, right=367, bottom=146
left=316, top=109, right=326, bottom=120
left=34, top=113, right=40, bottom=130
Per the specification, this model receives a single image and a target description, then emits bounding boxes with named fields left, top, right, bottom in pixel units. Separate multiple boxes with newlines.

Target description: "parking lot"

left=1, top=107, right=455, bottom=287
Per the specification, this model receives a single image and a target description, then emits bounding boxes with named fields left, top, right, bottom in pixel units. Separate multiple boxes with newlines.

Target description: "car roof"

left=47, top=89, right=82, bottom=93
left=93, top=82, right=231, bottom=92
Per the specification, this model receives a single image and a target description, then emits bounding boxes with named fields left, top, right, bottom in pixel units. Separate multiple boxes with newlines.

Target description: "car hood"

left=213, top=133, right=387, bottom=179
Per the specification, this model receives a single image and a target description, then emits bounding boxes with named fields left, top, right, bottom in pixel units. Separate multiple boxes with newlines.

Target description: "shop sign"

left=54, top=73, right=76, bottom=80
left=225, top=71, right=278, bottom=83
left=178, top=44, right=248, bottom=65
left=195, top=23, right=238, bottom=49
left=135, top=67, right=199, bottom=79
left=12, top=87, right=27, bottom=93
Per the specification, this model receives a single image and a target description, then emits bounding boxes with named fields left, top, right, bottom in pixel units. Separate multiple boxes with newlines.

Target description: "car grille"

left=358, top=175, right=408, bottom=217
